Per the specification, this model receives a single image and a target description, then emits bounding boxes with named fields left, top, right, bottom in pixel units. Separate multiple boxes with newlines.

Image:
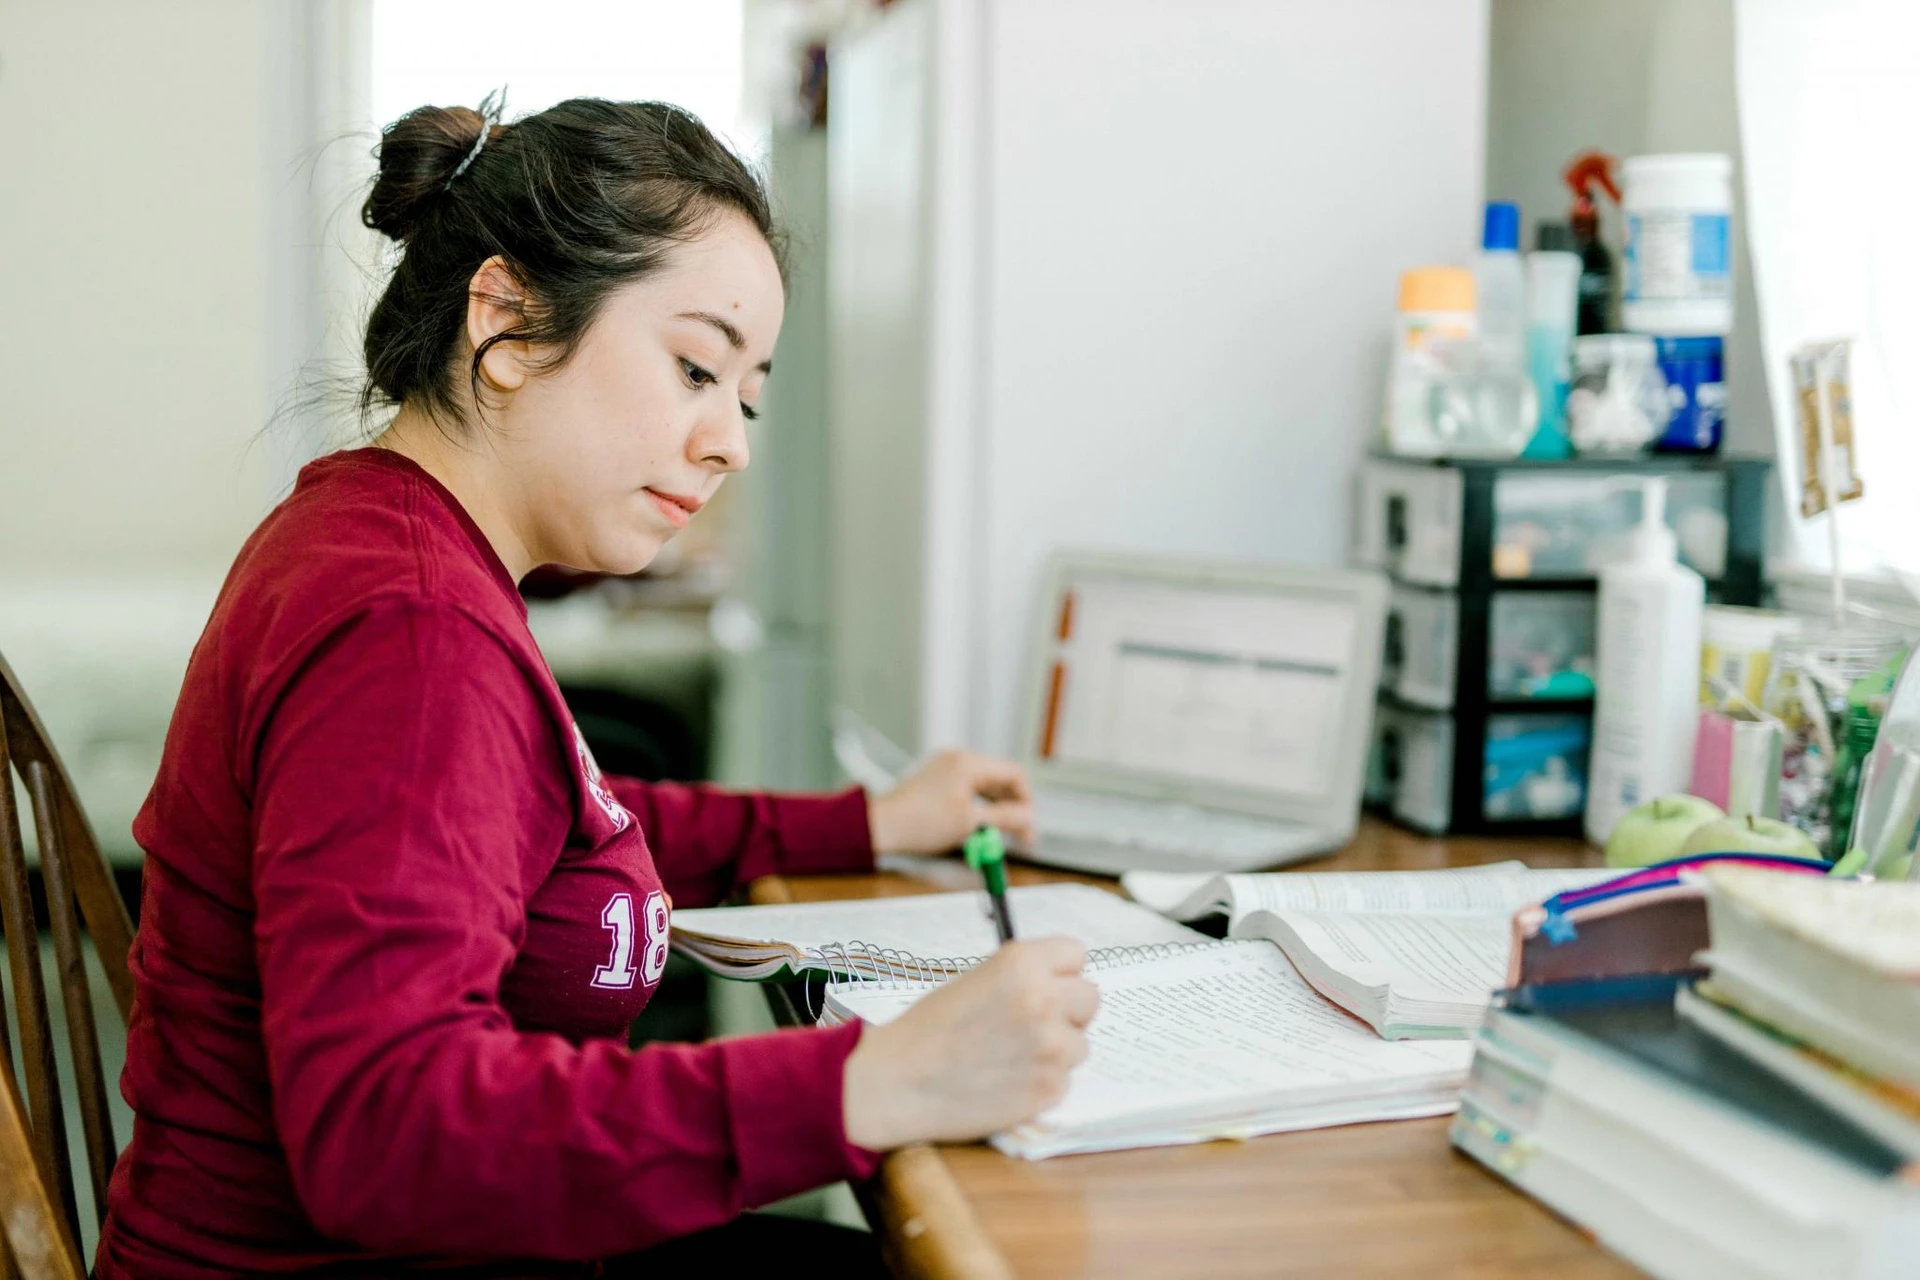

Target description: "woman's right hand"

left=841, top=937, right=1100, bottom=1150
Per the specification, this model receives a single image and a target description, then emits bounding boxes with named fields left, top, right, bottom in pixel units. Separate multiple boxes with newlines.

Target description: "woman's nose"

left=691, top=406, right=750, bottom=473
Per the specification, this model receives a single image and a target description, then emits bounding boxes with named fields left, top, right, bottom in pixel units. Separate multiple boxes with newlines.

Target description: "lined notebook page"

left=671, top=883, right=1203, bottom=961
left=829, top=941, right=1471, bottom=1140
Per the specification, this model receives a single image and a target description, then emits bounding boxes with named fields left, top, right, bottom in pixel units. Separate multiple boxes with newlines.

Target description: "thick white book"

left=1676, top=984, right=1920, bottom=1162
left=1123, top=862, right=1616, bottom=1039
left=1700, top=866, right=1920, bottom=1092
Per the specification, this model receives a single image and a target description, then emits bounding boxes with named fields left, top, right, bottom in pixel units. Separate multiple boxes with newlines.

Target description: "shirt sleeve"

left=603, top=776, right=876, bottom=909
left=249, top=599, right=881, bottom=1260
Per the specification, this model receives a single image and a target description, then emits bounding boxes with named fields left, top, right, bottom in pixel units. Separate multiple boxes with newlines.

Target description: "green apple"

left=1680, top=813, right=1821, bottom=861
left=1604, top=795, right=1726, bottom=868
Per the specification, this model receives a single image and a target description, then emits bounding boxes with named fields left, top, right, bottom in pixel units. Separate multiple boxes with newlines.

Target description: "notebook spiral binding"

left=803, top=938, right=1228, bottom=991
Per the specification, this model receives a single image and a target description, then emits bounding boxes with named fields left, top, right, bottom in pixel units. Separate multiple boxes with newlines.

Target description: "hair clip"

left=446, top=87, right=507, bottom=190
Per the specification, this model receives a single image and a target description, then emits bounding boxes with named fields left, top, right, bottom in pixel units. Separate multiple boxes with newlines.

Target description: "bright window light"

left=1738, top=0, right=1920, bottom=574
left=371, top=1, right=750, bottom=156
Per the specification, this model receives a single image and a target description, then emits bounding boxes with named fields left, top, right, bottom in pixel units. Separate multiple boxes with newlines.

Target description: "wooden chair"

left=0, top=649, right=138, bottom=1279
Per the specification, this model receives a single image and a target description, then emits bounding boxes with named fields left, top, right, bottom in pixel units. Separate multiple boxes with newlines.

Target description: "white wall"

left=0, top=2, right=371, bottom=854
left=827, top=0, right=1490, bottom=758
left=972, top=0, right=1488, bottom=752
left=1486, top=0, right=1771, bottom=456
left=1, top=2, right=289, bottom=573
left=716, top=128, right=839, bottom=791
left=825, top=4, right=939, bottom=754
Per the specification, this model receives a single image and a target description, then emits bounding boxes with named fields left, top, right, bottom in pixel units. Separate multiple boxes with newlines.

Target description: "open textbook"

left=822, top=940, right=1472, bottom=1160
left=671, top=883, right=1206, bottom=980
left=671, top=868, right=1606, bottom=1157
left=1123, top=862, right=1618, bottom=1039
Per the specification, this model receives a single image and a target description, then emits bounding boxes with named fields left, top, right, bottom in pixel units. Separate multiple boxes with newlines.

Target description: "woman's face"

left=489, top=210, right=784, bottom=575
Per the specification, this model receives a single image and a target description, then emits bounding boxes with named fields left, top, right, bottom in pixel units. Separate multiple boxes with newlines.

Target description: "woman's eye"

left=681, top=357, right=758, bottom=420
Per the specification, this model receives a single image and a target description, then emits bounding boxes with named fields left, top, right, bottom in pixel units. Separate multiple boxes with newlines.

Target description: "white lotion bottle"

left=1584, top=477, right=1707, bottom=845
left=1474, top=201, right=1527, bottom=373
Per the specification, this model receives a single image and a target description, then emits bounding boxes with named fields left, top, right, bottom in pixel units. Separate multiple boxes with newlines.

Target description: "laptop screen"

left=1034, top=574, right=1362, bottom=800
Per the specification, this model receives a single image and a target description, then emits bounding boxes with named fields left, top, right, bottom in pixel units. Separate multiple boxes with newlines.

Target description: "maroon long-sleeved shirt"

left=95, top=448, right=881, bottom=1277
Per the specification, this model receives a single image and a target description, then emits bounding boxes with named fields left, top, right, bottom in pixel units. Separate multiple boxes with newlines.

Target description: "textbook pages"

left=823, top=940, right=1473, bottom=1160
left=1124, top=863, right=1617, bottom=1039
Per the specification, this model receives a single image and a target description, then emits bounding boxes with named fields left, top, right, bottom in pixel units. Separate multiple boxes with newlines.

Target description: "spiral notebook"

left=670, top=883, right=1209, bottom=981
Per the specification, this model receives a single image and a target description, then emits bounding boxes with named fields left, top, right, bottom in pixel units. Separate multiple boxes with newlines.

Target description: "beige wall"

left=1487, top=0, right=1770, bottom=455
left=0, top=3, right=373, bottom=856
left=0, top=1, right=360, bottom=576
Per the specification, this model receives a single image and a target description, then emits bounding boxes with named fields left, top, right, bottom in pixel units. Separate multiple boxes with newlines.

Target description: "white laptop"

left=1012, top=551, right=1387, bottom=875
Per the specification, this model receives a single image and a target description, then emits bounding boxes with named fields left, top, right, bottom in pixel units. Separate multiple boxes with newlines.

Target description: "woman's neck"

left=373, top=406, right=540, bottom=581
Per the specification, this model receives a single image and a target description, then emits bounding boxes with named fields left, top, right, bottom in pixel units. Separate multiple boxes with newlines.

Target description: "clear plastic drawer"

left=1368, top=703, right=1591, bottom=833
left=1355, top=464, right=1463, bottom=587
left=1380, top=587, right=1457, bottom=709
left=1382, top=589, right=1596, bottom=709
left=1489, top=593, right=1596, bottom=700
left=1358, top=459, right=1732, bottom=586
left=1492, top=471, right=1727, bottom=581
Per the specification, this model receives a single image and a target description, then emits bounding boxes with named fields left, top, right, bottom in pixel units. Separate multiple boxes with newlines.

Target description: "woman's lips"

left=643, top=488, right=701, bottom=530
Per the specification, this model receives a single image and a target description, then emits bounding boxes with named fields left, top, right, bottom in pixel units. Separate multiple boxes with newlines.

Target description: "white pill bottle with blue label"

left=1622, top=154, right=1733, bottom=336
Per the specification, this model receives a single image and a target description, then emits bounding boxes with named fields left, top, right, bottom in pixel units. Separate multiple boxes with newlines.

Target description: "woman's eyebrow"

left=676, top=311, right=772, bottom=373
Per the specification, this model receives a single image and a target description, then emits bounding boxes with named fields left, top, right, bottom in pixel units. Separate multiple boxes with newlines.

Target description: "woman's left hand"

left=867, top=749, right=1035, bottom=856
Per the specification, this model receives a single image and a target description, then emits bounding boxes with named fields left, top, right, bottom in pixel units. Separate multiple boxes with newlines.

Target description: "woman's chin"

left=555, top=510, right=685, bottom=576
left=566, top=531, right=665, bottom=578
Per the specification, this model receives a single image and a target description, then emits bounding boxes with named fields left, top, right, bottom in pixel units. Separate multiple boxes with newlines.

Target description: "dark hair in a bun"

left=358, top=96, right=783, bottom=430
left=361, top=101, right=502, bottom=242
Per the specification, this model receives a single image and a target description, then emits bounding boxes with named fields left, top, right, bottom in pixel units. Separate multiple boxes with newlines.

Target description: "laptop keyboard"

left=1032, top=787, right=1318, bottom=863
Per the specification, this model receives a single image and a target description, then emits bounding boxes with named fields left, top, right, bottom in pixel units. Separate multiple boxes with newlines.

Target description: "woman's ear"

left=466, top=256, right=531, bottom=393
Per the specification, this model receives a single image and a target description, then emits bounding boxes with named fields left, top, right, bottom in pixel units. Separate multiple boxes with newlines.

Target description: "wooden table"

left=750, top=816, right=1642, bottom=1280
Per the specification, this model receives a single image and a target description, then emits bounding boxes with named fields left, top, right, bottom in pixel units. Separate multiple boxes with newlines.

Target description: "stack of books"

left=1451, top=866, right=1920, bottom=1280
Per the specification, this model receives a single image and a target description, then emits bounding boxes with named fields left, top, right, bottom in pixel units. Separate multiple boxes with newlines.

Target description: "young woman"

left=95, top=99, right=1099, bottom=1277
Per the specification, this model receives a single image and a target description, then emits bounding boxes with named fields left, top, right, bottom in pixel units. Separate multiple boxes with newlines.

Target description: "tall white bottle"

left=1584, top=477, right=1707, bottom=845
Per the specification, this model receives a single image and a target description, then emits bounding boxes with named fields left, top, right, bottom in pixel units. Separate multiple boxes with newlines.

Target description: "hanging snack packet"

left=1791, top=338, right=1863, bottom=518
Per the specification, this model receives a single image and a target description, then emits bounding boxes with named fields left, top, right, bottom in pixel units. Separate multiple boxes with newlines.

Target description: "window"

left=1736, top=0, right=1920, bottom=577
left=371, top=0, right=751, bottom=156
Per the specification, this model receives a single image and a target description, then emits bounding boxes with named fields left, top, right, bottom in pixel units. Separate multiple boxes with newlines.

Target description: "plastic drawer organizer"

left=1357, top=453, right=1770, bottom=835
left=1383, top=587, right=1599, bottom=709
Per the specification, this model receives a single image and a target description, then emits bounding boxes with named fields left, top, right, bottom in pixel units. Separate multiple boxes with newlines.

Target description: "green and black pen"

left=963, top=824, right=1016, bottom=944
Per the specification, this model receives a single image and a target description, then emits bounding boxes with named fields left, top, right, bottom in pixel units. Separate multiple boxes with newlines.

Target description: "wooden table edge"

left=748, top=873, right=1014, bottom=1280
